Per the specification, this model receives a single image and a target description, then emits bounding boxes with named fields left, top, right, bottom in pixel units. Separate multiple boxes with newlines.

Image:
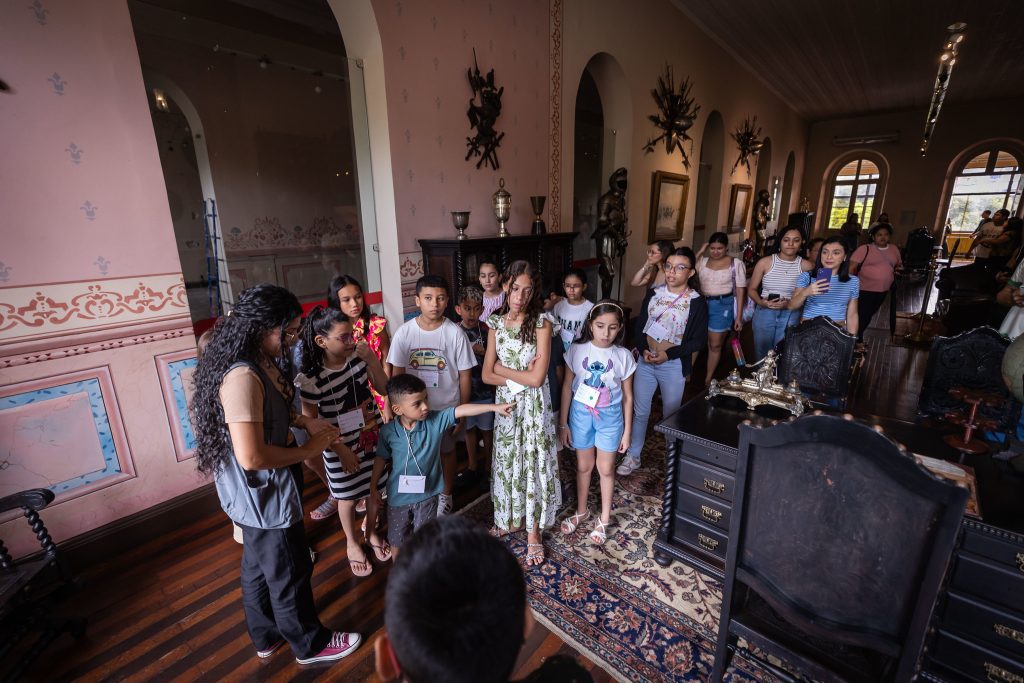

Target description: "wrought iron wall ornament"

left=730, top=116, right=763, bottom=175
left=642, top=64, right=700, bottom=169
left=465, top=49, right=504, bottom=170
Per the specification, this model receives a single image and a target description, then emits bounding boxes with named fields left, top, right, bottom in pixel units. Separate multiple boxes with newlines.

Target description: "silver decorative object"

left=706, top=350, right=806, bottom=416
left=492, top=177, right=511, bottom=237
left=451, top=211, right=470, bottom=240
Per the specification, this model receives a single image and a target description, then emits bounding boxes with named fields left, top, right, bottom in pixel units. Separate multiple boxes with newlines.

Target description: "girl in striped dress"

left=296, top=306, right=392, bottom=577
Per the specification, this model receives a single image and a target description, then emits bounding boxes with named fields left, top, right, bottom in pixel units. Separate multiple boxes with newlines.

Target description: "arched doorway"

left=693, top=110, right=725, bottom=246
left=572, top=69, right=605, bottom=275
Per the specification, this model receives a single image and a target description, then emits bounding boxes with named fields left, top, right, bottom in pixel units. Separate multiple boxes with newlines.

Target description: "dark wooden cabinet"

left=419, top=233, right=578, bottom=316
left=653, top=395, right=1024, bottom=681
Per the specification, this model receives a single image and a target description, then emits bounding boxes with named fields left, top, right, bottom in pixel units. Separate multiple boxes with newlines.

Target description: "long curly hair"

left=190, top=284, right=302, bottom=476
left=496, top=260, right=544, bottom=344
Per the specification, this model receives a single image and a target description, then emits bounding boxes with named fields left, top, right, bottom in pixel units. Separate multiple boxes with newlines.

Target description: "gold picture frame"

left=728, top=183, right=752, bottom=232
left=648, top=171, right=690, bottom=242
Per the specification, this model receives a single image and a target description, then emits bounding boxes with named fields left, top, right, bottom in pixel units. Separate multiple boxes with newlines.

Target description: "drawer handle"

left=994, top=623, right=1024, bottom=646
left=697, top=533, right=719, bottom=552
left=1017, top=552, right=1024, bottom=574
left=984, top=662, right=1023, bottom=683
left=703, top=477, right=726, bottom=494
left=701, top=505, right=723, bottom=523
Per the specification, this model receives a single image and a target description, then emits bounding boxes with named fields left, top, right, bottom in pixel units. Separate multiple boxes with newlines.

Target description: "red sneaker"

left=295, top=631, right=361, bottom=664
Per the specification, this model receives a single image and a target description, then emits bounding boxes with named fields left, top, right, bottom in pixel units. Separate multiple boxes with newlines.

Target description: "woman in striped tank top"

left=746, top=226, right=814, bottom=360
left=296, top=306, right=392, bottom=577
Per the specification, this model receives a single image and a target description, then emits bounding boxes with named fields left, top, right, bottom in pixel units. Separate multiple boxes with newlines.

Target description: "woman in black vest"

left=191, top=284, right=360, bottom=665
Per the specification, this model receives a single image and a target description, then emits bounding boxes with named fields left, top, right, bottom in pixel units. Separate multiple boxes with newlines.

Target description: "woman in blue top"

left=788, top=235, right=860, bottom=335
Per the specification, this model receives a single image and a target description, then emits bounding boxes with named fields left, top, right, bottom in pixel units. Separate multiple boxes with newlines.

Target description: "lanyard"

left=653, top=289, right=689, bottom=324
left=399, top=421, right=425, bottom=477
left=324, top=359, right=360, bottom=413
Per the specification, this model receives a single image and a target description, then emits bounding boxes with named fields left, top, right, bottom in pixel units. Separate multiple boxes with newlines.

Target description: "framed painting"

left=647, top=171, right=690, bottom=242
left=728, top=183, right=752, bottom=232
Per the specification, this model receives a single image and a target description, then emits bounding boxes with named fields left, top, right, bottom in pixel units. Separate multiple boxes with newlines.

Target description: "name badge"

left=505, top=379, right=527, bottom=395
left=573, top=383, right=600, bottom=408
left=397, top=475, right=426, bottom=494
left=336, top=409, right=365, bottom=434
left=411, top=368, right=439, bottom=388
left=644, top=319, right=671, bottom=343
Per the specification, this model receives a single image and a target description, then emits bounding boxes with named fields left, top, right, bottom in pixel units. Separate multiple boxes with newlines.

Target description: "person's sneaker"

left=437, top=493, right=453, bottom=517
left=616, top=456, right=640, bottom=477
left=256, top=639, right=286, bottom=659
left=295, top=631, right=361, bottom=664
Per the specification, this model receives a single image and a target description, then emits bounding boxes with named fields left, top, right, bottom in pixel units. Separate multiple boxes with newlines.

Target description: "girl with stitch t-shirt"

left=553, top=268, right=595, bottom=351
left=558, top=301, right=636, bottom=545
left=620, top=248, right=708, bottom=477
left=295, top=307, right=392, bottom=578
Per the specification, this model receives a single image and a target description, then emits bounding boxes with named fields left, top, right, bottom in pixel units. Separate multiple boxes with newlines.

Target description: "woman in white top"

left=746, top=226, right=815, bottom=360
left=695, top=232, right=746, bottom=386
left=630, top=240, right=675, bottom=289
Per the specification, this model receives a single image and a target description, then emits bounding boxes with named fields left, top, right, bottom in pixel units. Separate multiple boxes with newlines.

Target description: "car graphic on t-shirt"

left=409, top=349, right=447, bottom=370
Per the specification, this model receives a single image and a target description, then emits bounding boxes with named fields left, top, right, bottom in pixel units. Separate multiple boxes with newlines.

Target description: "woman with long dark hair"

left=789, top=236, right=861, bottom=334
left=191, top=283, right=361, bottom=665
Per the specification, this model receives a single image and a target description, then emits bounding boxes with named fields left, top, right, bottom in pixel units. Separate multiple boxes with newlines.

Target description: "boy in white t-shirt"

left=552, top=268, right=595, bottom=352
left=387, top=275, right=477, bottom=516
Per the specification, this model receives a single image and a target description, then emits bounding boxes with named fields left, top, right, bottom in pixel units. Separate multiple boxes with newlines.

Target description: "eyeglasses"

left=662, top=263, right=692, bottom=273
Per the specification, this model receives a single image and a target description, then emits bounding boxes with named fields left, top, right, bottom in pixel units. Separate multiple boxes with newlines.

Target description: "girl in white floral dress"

left=482, top=260, right=562, bottom=566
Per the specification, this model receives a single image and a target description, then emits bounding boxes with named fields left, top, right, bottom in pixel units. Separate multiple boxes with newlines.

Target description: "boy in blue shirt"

left=367, top=374, right=512, bottom=554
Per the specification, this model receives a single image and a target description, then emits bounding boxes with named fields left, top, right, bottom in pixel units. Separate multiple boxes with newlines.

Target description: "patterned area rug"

left=463, top=418, right=779, bottom=682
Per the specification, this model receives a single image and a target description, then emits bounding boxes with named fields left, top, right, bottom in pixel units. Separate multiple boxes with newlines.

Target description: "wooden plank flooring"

left=17, top=280, right=936, bottom=681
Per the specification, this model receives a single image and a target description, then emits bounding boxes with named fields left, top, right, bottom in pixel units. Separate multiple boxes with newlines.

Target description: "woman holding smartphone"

left=746, top=226, right=814, bottom=360
left=789, top=235, right=860, bottom=335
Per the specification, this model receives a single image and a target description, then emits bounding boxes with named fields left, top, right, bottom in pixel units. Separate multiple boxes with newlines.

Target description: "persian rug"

left=463, top=420, right=780, bottom=682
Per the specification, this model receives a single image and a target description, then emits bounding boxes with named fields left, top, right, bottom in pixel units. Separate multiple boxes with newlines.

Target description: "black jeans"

left=239, top=521, right=329, bottom=658
left=857, top=290, right=889, bottom=340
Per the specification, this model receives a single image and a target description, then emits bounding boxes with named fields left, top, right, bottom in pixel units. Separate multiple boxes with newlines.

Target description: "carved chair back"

left=776, top=316, right=857, bottom=406
left=711, top=416, right=967, bottom=682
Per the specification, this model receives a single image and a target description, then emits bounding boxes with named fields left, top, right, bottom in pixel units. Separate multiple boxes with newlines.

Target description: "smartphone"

left=767, top=293, right=781, bottom=301
left=817, top=267, right=832, bottom=282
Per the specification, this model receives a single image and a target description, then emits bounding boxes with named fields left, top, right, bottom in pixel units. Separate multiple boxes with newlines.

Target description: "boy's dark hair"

left=563, top=267, right=587, bottom=286
left=416, top=274, right=450, bottom=296
left=385, top=517, right=526, bottom=683
left=457, top=285, right=484, bottom=305
left=387, top=373, right=427, bottom=402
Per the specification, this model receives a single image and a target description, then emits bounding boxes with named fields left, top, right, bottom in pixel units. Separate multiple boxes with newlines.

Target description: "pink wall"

left=372, top=0, right=551, bottom=255
left=802, top=97, right=1024, bottom=243
left=0, top=0, right=201, bottom=558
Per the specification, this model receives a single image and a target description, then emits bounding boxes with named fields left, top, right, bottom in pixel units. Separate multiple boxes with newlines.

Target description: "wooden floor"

left=17, top=282, right=937, bottom=682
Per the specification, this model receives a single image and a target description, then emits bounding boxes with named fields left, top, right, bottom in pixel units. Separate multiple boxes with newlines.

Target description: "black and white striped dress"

left=295, top=359, right=388, bottom=500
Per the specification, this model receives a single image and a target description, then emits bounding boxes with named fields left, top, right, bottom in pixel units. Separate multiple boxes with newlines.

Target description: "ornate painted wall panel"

left=155, top=349, right=198, bottom=462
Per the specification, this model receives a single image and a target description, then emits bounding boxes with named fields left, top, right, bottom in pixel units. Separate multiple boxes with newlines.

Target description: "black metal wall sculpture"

left=642, top=64, right=700, bottom=169
left=465, top=49, right=503, bottom=170
left=730, top=116, right=763, bottom=175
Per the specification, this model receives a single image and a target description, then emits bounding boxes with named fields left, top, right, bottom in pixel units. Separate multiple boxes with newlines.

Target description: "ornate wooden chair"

left=919, top=326, right=1016, bottom=431
left=711, top=415, right=967, bottom=682
left=776, top=316, right=859, bottom=408
left=1, top=489, right=84, bottom=680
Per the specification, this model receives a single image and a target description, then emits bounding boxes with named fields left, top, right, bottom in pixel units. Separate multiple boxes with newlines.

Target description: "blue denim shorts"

left=706, top=294, right=735, bottom=333
left=568, top=401, right=624, bottom=452
left=464, top=398, right=494, bottom=431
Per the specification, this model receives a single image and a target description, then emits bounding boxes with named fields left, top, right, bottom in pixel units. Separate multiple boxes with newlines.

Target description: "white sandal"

left=590, top=518, right=610, bottom=545
left=560, top=509, right=591, bottom=534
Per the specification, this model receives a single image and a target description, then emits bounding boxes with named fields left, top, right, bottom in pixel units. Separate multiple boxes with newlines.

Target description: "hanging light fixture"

left=920, top=22, right=966, bottom=156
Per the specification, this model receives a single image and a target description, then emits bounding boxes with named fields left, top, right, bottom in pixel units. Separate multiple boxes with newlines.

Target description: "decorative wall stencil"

left=399, top=253, right=424, bottom=279
left=94, top=256, right=110, bottom=275
left=65, top=142, right=83, bottom=164
left=0, top=262, right=10, bottom=283
left=548, top=0, right=563, bottom=231
left=465, top=49, right=504, bottom=170
left=0, top=367, right=135, bottom=512
left=155, top=350, right=198, bottom=462
left=47, top=72, right=66, bottom=95
left=0, top=273, right=188, bottom=342
left=29, top=0, right=48, bottom=25
left=80, top=200, right=97, bottom=220
left=222, top=215, right=358, bottom=252
left=0, top=326, right=192, bottom=369
left=642, top=64, right=700, bottom=169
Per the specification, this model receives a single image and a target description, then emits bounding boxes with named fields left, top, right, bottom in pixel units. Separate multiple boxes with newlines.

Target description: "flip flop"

left=369, top=539, right=392, bottom=562
left=309, top=497, right=337, bottom=521
left=348, top=550, right=372, bottom=577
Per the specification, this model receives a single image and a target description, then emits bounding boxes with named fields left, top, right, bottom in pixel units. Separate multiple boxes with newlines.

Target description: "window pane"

left=836, top=160, right=860, bottom=180
left=994, top=150, right=1020, bottom=172
left=858, top=160, right=880, bottom=179
left=829, top=195, right=851, bottom=228
left=962, top=151, right=991, bottom=174
left=832, top=184, right=853, bottom=199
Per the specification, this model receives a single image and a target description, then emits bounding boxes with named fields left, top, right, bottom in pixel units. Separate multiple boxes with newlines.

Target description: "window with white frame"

left=826, top=158, right=881, bottom=229
left=945, top=150, right=1023, bottom=233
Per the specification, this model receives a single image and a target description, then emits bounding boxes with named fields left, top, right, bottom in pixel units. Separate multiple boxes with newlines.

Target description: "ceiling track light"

left=921, top=21, right=966, bottom=156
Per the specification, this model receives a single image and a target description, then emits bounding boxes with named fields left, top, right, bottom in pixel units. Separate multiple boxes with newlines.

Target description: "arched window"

left=945, top=149, right=1023, bottom=233
left=825, top=158, right=881, bottom=229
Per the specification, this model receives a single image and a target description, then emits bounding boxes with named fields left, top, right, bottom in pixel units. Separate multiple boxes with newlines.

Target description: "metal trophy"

left=451, top=211, right=470, bottom=240
left=492, top=178, right=511, bottom=237
left=530, top=195, right=547, bottom=235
